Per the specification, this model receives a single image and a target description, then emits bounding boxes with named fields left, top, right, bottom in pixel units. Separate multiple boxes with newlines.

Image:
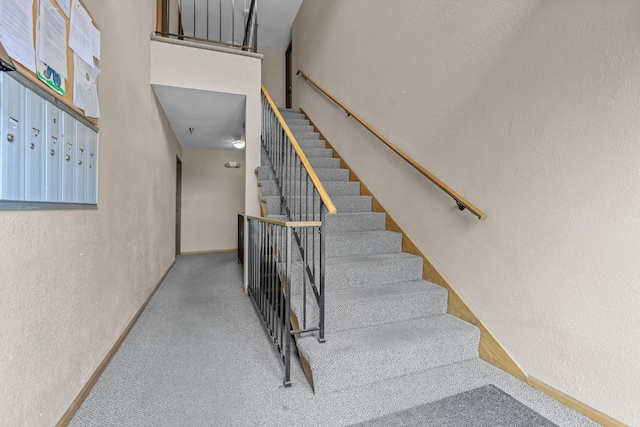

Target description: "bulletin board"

left=0, top=0, right=100, bottom=125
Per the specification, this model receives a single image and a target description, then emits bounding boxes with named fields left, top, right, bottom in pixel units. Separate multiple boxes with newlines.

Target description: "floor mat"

left=349, top=384, right=558, bottom=427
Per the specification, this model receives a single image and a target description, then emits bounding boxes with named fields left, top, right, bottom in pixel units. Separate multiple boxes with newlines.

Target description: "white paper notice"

left=55, top=0, right=70, bottom=17
left=69, top=0, right=93, bottom=65
left=73, top=53, right=100, bottom=117
left=91, top=24, right=100, bottom=60
left=0, top=0, right=36, bottom=72
left=38, top=0, right=67, bottom=79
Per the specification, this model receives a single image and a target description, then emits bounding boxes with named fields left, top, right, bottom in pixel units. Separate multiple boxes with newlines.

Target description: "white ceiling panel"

left=152, top=84, right=246, bottom=150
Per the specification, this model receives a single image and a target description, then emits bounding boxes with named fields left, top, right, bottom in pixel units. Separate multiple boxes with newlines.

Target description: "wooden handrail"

left=247, top=215, right=322, bottom=228
left=261, top=85, right=337, bottom=215
left=297, top=70, right=486, bottom=220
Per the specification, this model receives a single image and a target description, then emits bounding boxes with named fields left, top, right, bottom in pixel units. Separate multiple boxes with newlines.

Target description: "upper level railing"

left=297, top=69, right=487, bottom=220
left=155, top=0, right=258, bottom=52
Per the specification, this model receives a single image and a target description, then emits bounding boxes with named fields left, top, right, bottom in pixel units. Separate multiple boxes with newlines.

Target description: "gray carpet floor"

left=69, top=253, right=599, bottom=427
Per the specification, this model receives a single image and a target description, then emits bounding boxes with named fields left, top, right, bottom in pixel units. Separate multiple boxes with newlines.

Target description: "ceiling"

left=152, top=85, right=246, bottom=150
left=157, top=0, right=302, bottom=150
left=257, top=0, right=303, bottom=50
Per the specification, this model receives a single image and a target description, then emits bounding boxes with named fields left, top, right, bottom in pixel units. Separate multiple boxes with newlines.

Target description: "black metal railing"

left=248, top=87, right=337, bottom=386
left=156, top=0, right=258, bottom=53
left=262, top=86, right=337, bottom=341
left=247, top=216, right=321, bottom=387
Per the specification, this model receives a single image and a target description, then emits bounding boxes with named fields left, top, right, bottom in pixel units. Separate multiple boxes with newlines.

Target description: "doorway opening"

left=286, top=42, right=292, bottom=108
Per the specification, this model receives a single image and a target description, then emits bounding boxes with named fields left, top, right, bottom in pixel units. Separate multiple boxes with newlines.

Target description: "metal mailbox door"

left=24, top=89, right=46, bottom=201
left=45, top=101, right=63, bottom=202
left=0, top=73, right=25, bottom=200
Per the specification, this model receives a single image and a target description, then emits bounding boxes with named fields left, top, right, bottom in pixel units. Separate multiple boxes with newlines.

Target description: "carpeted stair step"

left=288, top=124, right=315, bottom=134
left=284, top=119, right=311, bottom=127
left=260, top=180, right=361, bottom=197
left=296, top=139, right=328, bottom=150
left=291, top=280, right=449, bottom=334
left=260, top=154, right=340, bottom=168
left=279, top=109, right=304, bottom=118
left=293, top=131, right=321, bottom=140
left=299, top=147, right=334, bottom=158
left=256, top=166, right=350, bottom=182
left=325, top=212, right=386, bottom=233
left=292, top=230, right=402, bottom=269
left=291, top=252, right=424, bottom=292
left=296, top=314, right=481, bottom=393
left=291, top=230, right=403, bottom=261
left=307, top=157, right=341, bottom=169
left=325, top=195, right=372, bottom=213
left=261, top=195, right=372, bottom=215
left=261, top=201, right=385, bottom=232
left=280, top=114, right=306, bottom=122
left=325, top=230, right=402, bottom=258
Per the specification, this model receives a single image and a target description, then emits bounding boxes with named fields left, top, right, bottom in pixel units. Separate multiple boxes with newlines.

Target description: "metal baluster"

left=283, top=226, right=292, bottom=387
left=295, top=160, right=307, bottom=221
left=206, top=0, right=209, bottom=40
left=219, top=0, right=222, bottom=42
left=278, top=227, right=284, bottom=348
left=313, top=191, right=317, bottom=286
left=231, top=0, right=235, bottom=46
left=258, top=222, right=267, bottom=320
left=302, top=226, right=307, bottom=330
left=260, top=224, right=270, bottom=320
left=255, top=219, right=259, bottom=300
left=247, top=218, right=252, bottom=295
left=319, top=204, right=327, bottom=343
left=193, top=0, right=196, bottom=37
left=270, top=223, right=276, bottom=334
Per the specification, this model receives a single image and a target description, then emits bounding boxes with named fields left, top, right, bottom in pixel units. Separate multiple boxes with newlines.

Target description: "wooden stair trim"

left=299, top=107, right=526, bottom=381
left=527, top=377, right=627, bottom=427
left=290, top=311, right=315, bottom=390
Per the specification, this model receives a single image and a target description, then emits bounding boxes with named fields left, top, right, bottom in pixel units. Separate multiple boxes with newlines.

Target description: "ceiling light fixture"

left=232, top=139, right=245, bottom=149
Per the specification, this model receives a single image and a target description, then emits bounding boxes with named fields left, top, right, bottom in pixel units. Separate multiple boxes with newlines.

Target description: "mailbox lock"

left=50, top=149, right=56, bottom=156
left=30, top=143, right=35, bottom=149
left=7, top=133, right=14, bottom=142
left=78, top=160, right=83, bottom=165
left=66, top=155, right=71, bottom=161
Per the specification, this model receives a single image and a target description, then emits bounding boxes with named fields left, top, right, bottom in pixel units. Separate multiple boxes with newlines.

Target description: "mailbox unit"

left=0, top=72, right=98, bottom=207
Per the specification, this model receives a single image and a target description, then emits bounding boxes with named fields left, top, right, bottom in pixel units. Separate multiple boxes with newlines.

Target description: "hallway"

left=69, top=253, right=596, bottom=426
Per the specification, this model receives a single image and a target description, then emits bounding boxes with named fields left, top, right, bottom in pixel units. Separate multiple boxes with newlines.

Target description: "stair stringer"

left=300, top=107, right=527, bottom=382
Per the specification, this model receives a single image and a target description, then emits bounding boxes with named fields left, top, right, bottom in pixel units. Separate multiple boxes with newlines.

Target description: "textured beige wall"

left=293, top=1, right=640, bottom=424
left=149, top=41, right=261, bottom=225
left=149, top=40, right=262, bottom=289
left=0, top=1, right=182, bottom=426
left=259, top=46, right=286, bottom=107
left=181, top=148, right=245, bottom=253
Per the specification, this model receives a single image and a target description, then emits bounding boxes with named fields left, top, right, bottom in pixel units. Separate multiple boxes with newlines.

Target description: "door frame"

left=175, top=156, right=182, bottom=255
left=286, top=42, right=293, bottom=108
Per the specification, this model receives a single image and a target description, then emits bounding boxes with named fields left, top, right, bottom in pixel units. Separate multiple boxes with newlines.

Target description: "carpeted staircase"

left=257, top=109, right=481, bottom=394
